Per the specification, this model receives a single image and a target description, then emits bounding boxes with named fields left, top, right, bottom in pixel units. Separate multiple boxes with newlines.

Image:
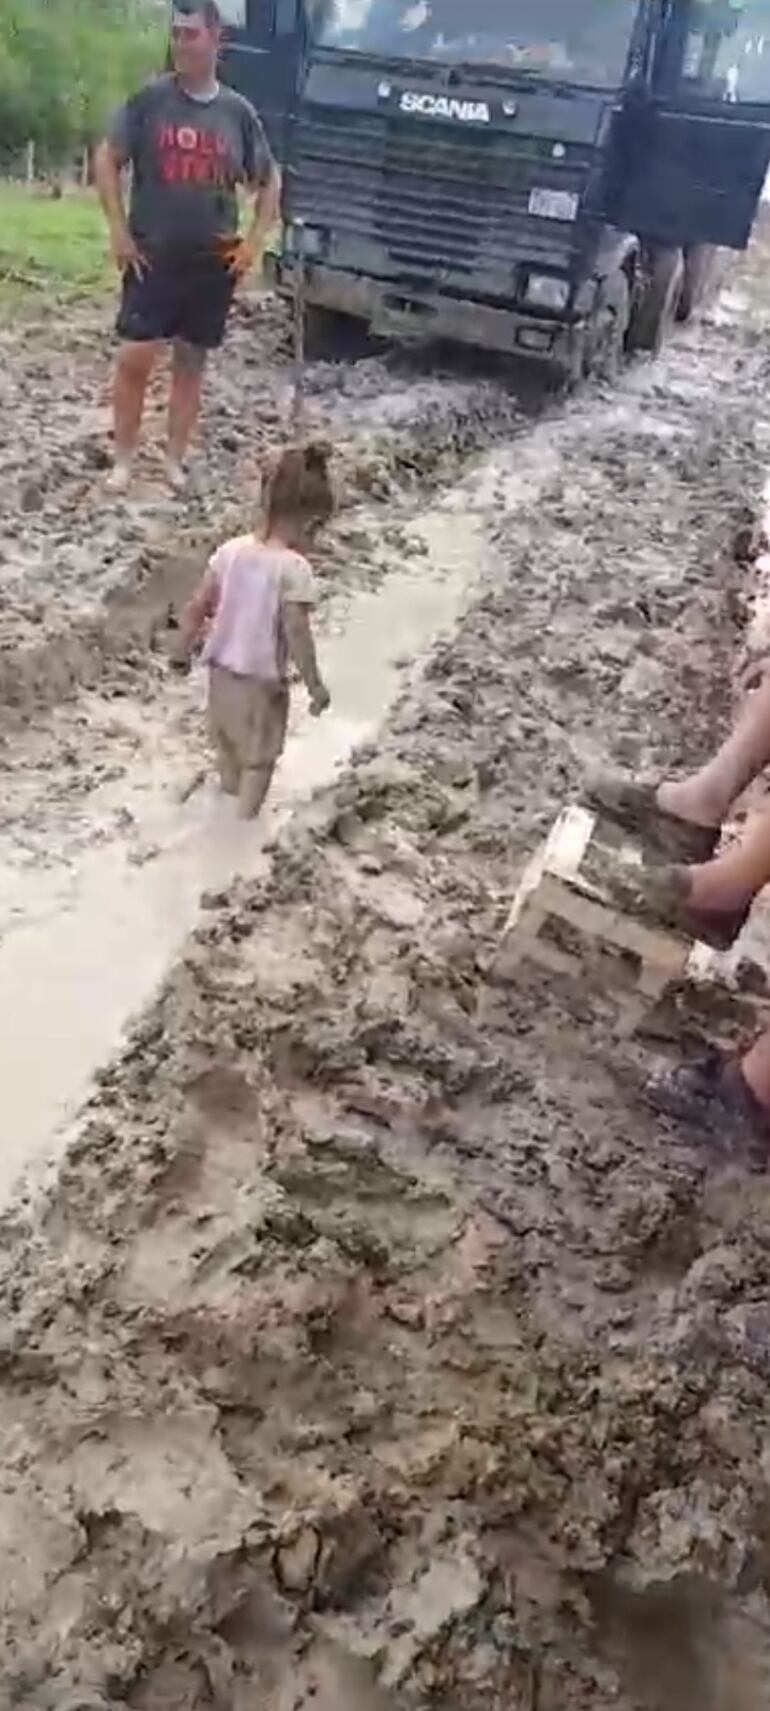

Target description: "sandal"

left=585, top=773, right=719, bottom=865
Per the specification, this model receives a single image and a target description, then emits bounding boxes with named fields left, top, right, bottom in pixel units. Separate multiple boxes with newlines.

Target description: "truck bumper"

left=280, top=262, right=582, bottom=371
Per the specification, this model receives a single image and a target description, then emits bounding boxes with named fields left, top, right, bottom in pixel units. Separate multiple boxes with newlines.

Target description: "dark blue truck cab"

left=220, top=1, right=770, bottom=375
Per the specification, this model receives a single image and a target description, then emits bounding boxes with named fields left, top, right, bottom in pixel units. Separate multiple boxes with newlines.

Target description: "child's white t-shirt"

left=202, top=536, right=316, bottom=682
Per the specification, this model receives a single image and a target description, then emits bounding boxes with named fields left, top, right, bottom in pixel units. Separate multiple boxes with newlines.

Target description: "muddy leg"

left=659, top=675, right=770, bottom=829
left=167, top=339, right=206, bottom=483
left=684, top=801, right=770, bottom=913
left=742, top=1026, right=770, bottom=1110
left=208, top=666, right=243, bottom=796
left=215, top=732, right=241, bottom=796
left=239, top=763, right=275, bottom=821
left=110, top=340, right=160, bottom=487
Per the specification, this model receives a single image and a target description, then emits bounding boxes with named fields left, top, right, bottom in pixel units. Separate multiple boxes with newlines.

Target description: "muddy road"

left=3, top=248, right=770, bottom=1710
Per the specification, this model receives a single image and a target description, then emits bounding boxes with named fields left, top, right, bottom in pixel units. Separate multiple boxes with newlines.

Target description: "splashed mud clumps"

left=3, top=255, right=770, bottom=1709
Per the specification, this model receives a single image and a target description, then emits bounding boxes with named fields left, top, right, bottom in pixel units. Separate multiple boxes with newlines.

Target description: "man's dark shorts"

left=117, top=247, right=236, bottom=350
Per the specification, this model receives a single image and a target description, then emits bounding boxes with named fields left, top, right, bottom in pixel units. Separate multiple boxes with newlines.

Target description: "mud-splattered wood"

left=494, top=804, right=770, bottom=1041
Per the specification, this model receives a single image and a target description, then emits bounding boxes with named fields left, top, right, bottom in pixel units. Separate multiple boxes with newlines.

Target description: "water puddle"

left=0, top=505, right=490, bottom=1205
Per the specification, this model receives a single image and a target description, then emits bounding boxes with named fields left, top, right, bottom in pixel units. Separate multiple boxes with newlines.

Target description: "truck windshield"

left=311, top=1, right=637, bottom=89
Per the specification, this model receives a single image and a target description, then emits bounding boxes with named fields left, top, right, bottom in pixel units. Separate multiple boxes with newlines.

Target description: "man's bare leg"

left=167, top=339, right=206, bottom=488
left=109, top=340, right=160, bottom=491
left=658, top=675, right=770, bottom=829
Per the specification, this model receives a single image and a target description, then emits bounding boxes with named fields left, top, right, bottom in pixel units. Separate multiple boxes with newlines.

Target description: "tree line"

left=0, top=1, right=165, bottom=159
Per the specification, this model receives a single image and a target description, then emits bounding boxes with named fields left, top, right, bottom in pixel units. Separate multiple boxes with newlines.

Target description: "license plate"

left=528, top=188, right=579, bottom=221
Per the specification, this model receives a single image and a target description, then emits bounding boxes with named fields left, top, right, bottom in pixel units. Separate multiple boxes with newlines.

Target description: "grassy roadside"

left=0, top=184, right=113, bottom=315
left=0, top=183, right=282, bottom=319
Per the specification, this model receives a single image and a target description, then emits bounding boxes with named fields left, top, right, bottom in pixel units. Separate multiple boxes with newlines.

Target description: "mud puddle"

left=0, top=504, right=490, bottom=1203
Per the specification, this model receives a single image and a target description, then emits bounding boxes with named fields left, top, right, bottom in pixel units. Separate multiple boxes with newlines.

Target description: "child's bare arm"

left=179, top=567, right=220, bottom=655
left=283, top=602, right=329, bottom=712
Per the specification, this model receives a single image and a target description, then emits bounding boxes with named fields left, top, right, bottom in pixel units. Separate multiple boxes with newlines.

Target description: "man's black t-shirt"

left=109, top=74, right=273, bottom=251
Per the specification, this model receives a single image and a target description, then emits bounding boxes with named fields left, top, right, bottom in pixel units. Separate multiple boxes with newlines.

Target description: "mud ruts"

left=3, top=247, right=770, bottom=1709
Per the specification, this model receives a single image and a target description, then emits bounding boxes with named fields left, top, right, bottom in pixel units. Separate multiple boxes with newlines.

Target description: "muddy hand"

left=222, top=238, right=258, bottom=282
left=168, top=645, right=192, bottom=677
left=111, top=227, right=148, bottom=280
left=310, top=684, right=331, bottom=717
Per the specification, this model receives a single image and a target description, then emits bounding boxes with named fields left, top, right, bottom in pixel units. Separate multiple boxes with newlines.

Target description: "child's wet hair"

left=264, top=441, right=334, bottom=535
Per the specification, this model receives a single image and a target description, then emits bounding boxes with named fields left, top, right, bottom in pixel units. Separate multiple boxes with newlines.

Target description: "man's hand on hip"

left=111, top=227, right=149, bottom=280
left=223, top=236, right=262, bottom=283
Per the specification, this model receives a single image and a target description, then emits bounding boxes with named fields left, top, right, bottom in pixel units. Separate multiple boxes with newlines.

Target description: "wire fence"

left=0, top=142, right=92, bottom=189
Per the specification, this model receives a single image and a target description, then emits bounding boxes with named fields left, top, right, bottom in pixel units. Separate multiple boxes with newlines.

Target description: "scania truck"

left=220, top=0, right=770, bottom=377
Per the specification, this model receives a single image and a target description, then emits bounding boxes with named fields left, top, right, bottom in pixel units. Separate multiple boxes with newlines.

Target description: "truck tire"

left=677, top=244, right=716, bottom=323
left=303, top=303, right=369, bottom=361
left=629, top=248, right=685, bottom=355
left=586, top=269, right=631, bottom=383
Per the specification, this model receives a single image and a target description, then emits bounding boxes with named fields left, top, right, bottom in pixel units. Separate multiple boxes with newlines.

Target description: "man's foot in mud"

left=104, top=458, right=133, bottom=497
left=586, top=771, right=720, bottom=864
left=645, top=1048, right=770, bottom=1171
left=605, top=861, right=750, bottom=949
left=165, top=457, right=190, bottom=495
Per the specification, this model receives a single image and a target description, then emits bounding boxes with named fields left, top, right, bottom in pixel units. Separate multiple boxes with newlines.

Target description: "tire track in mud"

left=4, top=259, right=770, bottom=1708
left=0, top=298, right=535, bottom=891
left=0, top=298, right=530, bottom=722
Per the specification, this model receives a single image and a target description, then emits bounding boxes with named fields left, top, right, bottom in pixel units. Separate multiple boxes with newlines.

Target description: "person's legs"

left=213, top=728, right=241, bottom=795
left=239, top=683, right=289, bottom=822
left=167, top=254, right=234, bottom=489
left=590, top=676, right=770, bottom=862
left=208, top=667, right=242, bottom=796
left=742, top=1025, right=770, bottom=1109
left=239, top=763, right=276, bottom=820
left=167, top=339, right=207, bottom=485
left=610, top=804, right=770, bottom=950
left=109, top=340, right=160, bottom=490
left=680, top=802, right=770, bottom=914
left=645, top=1034, right=770, bottom=1169
left=658, top=675, right=770, bottom=829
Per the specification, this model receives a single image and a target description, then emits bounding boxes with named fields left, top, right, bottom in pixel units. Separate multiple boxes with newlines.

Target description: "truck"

left=220, top=1, right=770, bottom=379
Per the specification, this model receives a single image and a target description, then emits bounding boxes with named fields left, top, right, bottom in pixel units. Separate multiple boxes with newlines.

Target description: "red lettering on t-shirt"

left=153, top=119, right=235, bottom=197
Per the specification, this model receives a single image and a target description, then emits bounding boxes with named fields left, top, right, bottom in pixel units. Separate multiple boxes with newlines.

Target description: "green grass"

left=0, top=184, right=283, bottom=317
left=0, top=184, right=113, bottom=314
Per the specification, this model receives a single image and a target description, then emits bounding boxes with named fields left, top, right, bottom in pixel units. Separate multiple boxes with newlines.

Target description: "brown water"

left=0, top=503, right=497, bottom=1205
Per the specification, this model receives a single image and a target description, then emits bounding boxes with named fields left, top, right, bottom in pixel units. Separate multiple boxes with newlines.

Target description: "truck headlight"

left=288, top=221, right=324, bottom=260
left=525, top=274, right=570, bottom=311
left=528, top=187, right=579, bottom=221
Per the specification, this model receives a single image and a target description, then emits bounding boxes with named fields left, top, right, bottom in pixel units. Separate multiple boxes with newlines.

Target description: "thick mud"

left=3, top=250, right=770, bottom=1709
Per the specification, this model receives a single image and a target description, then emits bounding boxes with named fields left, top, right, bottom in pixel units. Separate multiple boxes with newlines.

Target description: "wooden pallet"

left=494, top=804, right=770, bottom=1041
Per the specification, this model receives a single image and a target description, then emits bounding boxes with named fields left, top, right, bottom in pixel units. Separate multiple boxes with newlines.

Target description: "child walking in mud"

left=180, top=442, right=332, bottom=818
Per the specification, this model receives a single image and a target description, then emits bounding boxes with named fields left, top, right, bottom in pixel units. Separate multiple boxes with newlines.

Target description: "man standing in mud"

left=95, top=0, right=280, bottom=495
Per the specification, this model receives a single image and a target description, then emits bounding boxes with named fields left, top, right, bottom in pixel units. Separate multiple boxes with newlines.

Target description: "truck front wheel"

left=303, top=303, right=370, bottom=361
left=585, top=269, right=631, bottom=383
left=629, top=248, right=685, bottom=356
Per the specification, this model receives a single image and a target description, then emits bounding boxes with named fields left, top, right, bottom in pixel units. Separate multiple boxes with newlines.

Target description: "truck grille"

left=290, top=109, right=594, bottom=283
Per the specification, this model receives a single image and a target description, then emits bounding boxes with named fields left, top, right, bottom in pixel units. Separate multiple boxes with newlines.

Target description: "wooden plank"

left=493, top=803, right=770, bottom=1039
